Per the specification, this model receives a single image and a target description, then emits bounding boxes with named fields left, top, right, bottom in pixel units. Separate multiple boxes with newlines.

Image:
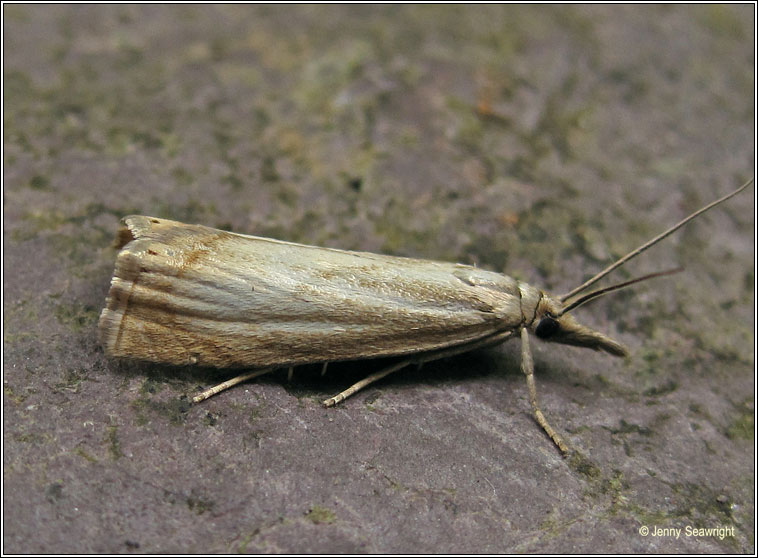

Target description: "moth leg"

left=520, top=327, right=570, bottom=455
left=323, top=330, right=517, bottom=407
left=322, top=359, right=413, bottom=407
left=192, top=367, right=277, bottom=403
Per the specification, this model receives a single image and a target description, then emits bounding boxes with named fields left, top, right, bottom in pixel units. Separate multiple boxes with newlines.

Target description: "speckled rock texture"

left=3, top=4, right=754, bottom=553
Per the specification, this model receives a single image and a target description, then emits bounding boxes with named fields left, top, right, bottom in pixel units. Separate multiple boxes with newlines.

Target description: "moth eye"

left=535, top=316, right=560, bottom=339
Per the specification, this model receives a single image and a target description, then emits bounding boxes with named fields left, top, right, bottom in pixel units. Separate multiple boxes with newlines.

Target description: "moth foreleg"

left=520, top=327, right=570, bottom=455
left=192, top=367, right=277, bottom=403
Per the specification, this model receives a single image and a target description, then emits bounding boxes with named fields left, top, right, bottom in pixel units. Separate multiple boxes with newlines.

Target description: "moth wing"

left=99, top=216, right=523, bottom=368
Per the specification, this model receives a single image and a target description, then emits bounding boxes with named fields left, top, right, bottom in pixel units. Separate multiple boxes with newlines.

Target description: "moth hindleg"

left=322, top=359, right=413, bottom=407
left=323, top=330, right=516, bottom=407
left=192, top=367, right=277, bottom=403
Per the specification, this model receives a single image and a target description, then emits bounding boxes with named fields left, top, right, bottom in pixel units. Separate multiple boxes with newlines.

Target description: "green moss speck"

left=172, top=166, right=194, bottom=186
left=75, top=447, right=98, bottom=463
left=610, top=419, right=652, bottom=437
left=29, top=174, right=51, bottom=190
left=642, top=380, right=678, bottom=397
left=45, top=481, right=64, bottom=503
left=55, top=368, right=89, bottom=392
left=237, top=531, right=256, bottom=553
left=139, top=378, right=164, bottom=396
left=4, top=385, right=27, bottom=404
left=726, top=401, right=753, bottom=440
left=187, top=494, right=215, bottom=515
left=13, top=431, right=47, bottom=444
left=698, top=4, right=745, bottom=39
left=203, top=412, right=218, bottom=427
left=138, top=396, right=191, bottom=426
left=569, top=451, right=602, bottom=479
left=54, top=302, right=99, bottom=332
left=105, top=424, right=123, bottom=460
left=305, top=505, right=336, bottom=525
left=130, top=398, right=151, bottom=426
left=222, top=173, right=244, bottom=190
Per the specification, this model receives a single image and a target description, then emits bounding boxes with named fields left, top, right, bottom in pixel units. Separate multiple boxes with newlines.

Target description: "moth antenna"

left=558, top=267, right=683, bottom=315
left=559, top=178, right=753, bottom=302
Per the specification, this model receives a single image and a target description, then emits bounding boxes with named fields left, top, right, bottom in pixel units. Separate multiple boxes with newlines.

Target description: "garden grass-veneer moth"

left=99, top=179, right=752, bottom=454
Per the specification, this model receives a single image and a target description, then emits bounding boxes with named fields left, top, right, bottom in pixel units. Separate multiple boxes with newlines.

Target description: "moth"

left=99, top=179, right=752, bottom=454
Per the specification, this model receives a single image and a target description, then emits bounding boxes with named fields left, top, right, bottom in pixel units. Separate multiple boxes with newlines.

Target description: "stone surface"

left=3, top=4, right=754, bottom=553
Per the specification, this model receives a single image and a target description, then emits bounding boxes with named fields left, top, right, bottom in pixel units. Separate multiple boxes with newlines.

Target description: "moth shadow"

left=107, top=342, right=581, bottom=405
left=279, top=344, right=525, bottom=402
left=107, top=358, right=244, bottom=394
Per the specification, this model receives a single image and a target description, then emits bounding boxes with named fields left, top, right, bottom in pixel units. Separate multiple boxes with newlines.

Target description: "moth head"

left=529, top=267, right=685, bottom=357
left=529, top=294, right=628, bottom=357
left=524, top=179, right=752, bottom=359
